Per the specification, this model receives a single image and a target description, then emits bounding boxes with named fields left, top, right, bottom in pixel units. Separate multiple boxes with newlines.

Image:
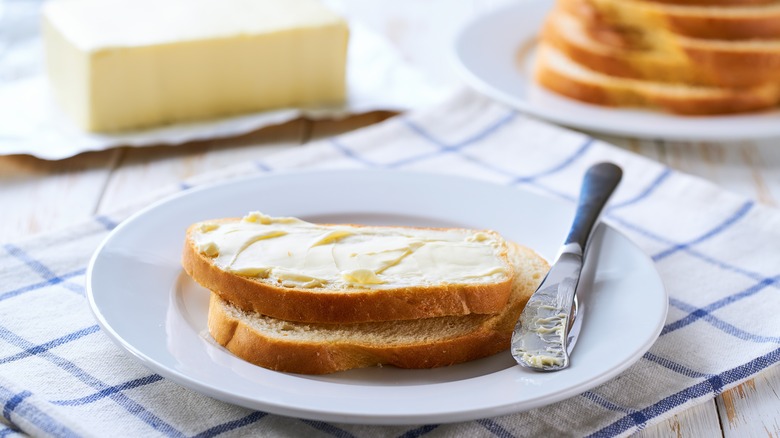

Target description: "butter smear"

left=191, top=212, right=511, bottom=289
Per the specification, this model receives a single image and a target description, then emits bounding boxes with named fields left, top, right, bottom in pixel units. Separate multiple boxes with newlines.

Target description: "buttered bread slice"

left=208, top=242, right=549, bottom=374
left=183, top=212, right=517, bottom=323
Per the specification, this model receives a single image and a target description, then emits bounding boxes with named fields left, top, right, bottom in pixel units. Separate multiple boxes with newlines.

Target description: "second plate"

left=453, top=0, right=780, bottom=141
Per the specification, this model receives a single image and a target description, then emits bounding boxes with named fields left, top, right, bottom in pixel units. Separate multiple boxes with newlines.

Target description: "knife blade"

left=511, top=162, right=622, bottom=371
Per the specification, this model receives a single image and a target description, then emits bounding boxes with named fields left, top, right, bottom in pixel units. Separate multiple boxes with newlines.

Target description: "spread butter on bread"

left=183, top=212, right=518, bottom=324
left=206, top=242, right=549, bottom=374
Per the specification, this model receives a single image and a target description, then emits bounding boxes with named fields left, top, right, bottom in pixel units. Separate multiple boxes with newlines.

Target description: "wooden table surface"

left=2, top=1, right=779, bottom=436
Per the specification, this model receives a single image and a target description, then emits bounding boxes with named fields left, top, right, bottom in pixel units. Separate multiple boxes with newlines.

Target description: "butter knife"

left=511, top=162, right=622, bottom=371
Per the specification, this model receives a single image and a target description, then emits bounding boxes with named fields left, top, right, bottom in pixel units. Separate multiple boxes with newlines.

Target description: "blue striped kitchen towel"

left=1, top=90, right=779, bottom=437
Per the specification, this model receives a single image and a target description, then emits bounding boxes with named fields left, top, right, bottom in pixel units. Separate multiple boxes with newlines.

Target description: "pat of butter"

left=192, top=212, right=512, bottom=290
left=42, top=0, right=348, bottom=132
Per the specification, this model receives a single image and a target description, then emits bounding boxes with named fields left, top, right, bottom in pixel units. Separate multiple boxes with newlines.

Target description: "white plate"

left=453, top=0, right=780, bottom=141
left=87, top=170, right=667, bottom=425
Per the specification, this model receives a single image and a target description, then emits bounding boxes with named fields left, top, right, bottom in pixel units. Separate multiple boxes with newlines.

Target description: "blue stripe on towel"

left=397, top=425, right=440, bottom=438
left=0, top=325, right=183, bottom=437
left=652, top=201, right=754, bottom=262
left=0, top=386, right=78, bottom=438
left=0, top=325, right=100, bottom=365
left=511, top=139, right=594, bottom=184
left=0, top=268, right=85, bottom=302
left=2, top=245, right=83, bottom=295
left=94, top=215, right=119, bottom=231
left=51, top=374, right=164, bottom=406
left=642, top=352, right=714, bottom=379
left=299, top=419, right=356, bottom=438
left=400, top=110, right=517, bottom=151
left=607, top=168, right=672, bottom=211
left=588, top=345, right=780, bottom=437
left=476, top=418, right=516, bottom=438
left=191, top=411, right=268, bottom=438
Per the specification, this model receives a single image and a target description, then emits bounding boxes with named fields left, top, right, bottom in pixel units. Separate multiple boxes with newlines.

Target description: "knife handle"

left=564, top=162, right=623, bottom=251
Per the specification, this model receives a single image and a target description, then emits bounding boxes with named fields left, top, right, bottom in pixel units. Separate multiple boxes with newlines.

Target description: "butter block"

left=42, top=0, right=348, bottom=132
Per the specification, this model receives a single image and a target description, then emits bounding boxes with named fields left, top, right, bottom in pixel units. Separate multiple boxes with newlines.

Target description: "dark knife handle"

left=564, top=162, right=623, bottom=250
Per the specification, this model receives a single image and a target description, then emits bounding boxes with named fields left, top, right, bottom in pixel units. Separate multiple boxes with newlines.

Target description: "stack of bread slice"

left=535, top=0, right=780, bottom=114
left=181, top=212, right=549, bottom=374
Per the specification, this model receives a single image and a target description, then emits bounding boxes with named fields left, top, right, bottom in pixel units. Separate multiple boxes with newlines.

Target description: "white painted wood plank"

left=718, top=366, right=780, bottom=438
left=0, top=149, right=119, bottom=243
left=637, top=400, right=722, bottom=438
left=657, top=141, right=778, bottom=206
left=96, top=120, right=306, bottom=214
left=735, top=139, right=780, bottom=207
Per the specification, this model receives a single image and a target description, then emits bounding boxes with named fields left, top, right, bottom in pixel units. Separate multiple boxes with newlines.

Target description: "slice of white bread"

left=207, top=242, right=549, bottom=374
left=534, top=43, right=780, bottom=114
left=645, top=0, right=778, bottom=5
left=183, top=213, right=516, bottom=324
left=543, top=7, right=780, bottom=88
left=561, top=0, right=780, bottom=40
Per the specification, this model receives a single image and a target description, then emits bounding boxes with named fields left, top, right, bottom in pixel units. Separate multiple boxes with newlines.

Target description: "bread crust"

left=183, top=221, right=515, bottom=324
left=207, top=244, right=549, bottom=374
left=544, top=6, right=780, bottom=88
left=534, top=44, right=780, bottom=115
left=646, top=0, right=777, bottom=5
left=562, top=0, right=780, bottom=40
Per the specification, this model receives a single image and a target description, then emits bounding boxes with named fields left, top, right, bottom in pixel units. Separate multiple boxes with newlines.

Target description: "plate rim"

left=86, top=168, right=668, bottom=425
left=451, top=0, right=780, bottom=141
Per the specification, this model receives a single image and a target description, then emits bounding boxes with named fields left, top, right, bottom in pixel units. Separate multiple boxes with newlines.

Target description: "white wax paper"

left=0, top=16, right=450, bottom=160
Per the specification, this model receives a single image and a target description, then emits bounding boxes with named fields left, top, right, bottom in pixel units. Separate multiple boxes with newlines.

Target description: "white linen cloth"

left=2, top=91, right=779, bottom=437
